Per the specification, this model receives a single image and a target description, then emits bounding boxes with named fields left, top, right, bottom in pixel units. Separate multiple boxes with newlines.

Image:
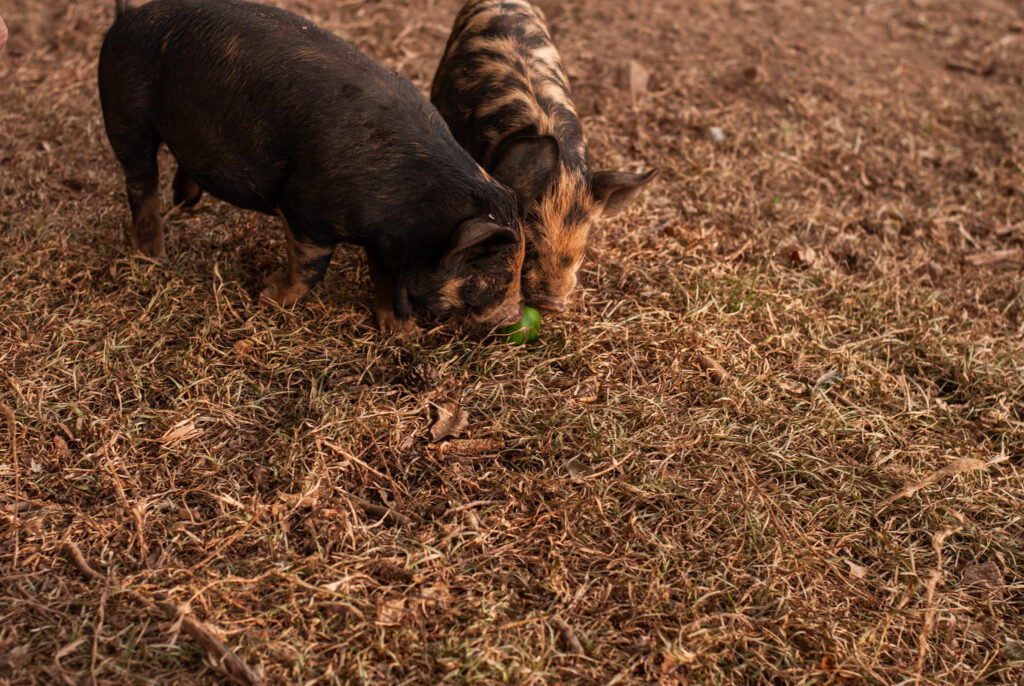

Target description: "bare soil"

left=1, top=0, right=1023, bottom=683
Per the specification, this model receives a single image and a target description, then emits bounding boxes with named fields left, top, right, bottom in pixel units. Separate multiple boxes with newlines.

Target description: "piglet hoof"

left=260, top=271, right=307, bottom=306
left=376, top=310, right=421, bottom=337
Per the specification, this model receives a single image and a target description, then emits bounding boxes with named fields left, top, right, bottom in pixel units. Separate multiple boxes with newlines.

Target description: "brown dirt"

left=2, top=0, right=1023, bottom=684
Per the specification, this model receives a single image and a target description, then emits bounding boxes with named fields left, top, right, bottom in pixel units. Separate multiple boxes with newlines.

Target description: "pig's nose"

left=536, top=298, right=566, bottom=313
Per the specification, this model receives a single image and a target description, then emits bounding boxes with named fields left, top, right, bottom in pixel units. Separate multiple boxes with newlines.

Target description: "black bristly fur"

left=98, top=0, right=526, bottom=331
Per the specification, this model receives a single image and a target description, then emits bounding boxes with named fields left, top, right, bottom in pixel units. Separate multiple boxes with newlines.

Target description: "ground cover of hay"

left=1, top=1, right=1022, bottom=683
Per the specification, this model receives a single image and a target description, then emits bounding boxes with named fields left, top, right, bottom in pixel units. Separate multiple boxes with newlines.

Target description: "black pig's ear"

left=443, top=218, right=519, bottom=268
left=590, top=169, right=658, bottom=217
left=488, top=133, right=561, bottom=209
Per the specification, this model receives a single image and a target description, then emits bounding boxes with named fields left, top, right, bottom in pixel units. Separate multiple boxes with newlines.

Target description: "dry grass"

left=2, top=0, right=1024, bottom=683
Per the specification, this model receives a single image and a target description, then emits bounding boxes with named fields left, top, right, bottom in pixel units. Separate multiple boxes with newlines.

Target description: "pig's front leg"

left=261, top=219, right=334, bottom=306
left=366, top=249, right=420, bottom=335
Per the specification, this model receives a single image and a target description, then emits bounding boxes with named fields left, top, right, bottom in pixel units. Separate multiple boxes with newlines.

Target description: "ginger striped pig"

left=432, top=0, right=656, bottom=313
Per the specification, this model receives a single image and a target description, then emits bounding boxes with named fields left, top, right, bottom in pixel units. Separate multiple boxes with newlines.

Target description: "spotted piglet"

left=432, top=0, right=657, bottom=314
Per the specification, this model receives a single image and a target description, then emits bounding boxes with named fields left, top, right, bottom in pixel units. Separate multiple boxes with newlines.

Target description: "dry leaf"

left=778, top=378, right=805, bottom=395
left=696, top=355, right=728, bottom=384
left=430, top=403, right=468, bottom=443
left=789, top=245, right=816, bottom=267
left=881, top=455, right=1007, bottom=509
left=232, top=339, right=254, bottom=356
left=53, top=435, right=71, bottom=461
left=0, top=644, right=31, bottom=670
left=322, top=579, right=347, bottom=593
left=961, top=561, right=1003, bottom=595
left=553, top=617, right=584, bottom=655
left=566, top=461, right=590, bottom=479
left=376, top=596, right=406, bottom=626
left=1002, top=639, right=1024, bottom=661
left=160, top=418, right=201, bottom=445
left=812, top=369, right=844, bottom=395
left=846, top=560, right=868, bottom=580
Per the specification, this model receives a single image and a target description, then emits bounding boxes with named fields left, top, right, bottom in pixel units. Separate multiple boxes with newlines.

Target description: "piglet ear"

left=590, top=169, right=658, bottom=217
left=488, top=134, right=561, bottom=209
left=443, top=218, right=519, bottom=268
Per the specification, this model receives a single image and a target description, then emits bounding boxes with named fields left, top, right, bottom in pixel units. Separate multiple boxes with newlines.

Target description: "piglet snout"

left=0, top=17, right=8, bottom=57
left=536, top=298, right=566, bottom=313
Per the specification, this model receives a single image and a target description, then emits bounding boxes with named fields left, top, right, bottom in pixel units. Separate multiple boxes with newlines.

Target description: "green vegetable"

left=496, top=306, right=541, bottom=345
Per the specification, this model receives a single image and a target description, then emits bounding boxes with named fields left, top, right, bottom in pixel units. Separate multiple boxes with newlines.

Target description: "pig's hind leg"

left=260, top=215, right=335, bottom=306
left=107, top=124, right=166, bottom=258
left=172, top=165, right=203, bottom=209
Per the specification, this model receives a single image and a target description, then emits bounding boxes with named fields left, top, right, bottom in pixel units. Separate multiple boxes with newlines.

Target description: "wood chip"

left=439, top=438, right=503, bottom=455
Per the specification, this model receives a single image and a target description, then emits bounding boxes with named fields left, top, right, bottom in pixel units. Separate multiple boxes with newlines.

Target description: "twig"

left=63, top=542, right=263, bottom=685
left=879, top=455, right=1007, bottom=513
left=553, top=617, right=585, bottom=655
left=64, top=542, right=105, bottom=582
left=341, top=491, right=412, bottom=526
left=171, top=610, right=265, bottom=686
left=917, top=516, right=964, bottom=674
left=442, top=500, right=502, bottom=518
left=3, top=403, right=19, bottom=567
left=3, top=500, right=31, bottom=514
left=91, top=587, right=106, bottom=683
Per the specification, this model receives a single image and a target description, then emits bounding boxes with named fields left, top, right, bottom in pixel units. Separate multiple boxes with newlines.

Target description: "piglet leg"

left=261, top=218, right=334, bottom=306
left=366, top=250, right=420, bottom=335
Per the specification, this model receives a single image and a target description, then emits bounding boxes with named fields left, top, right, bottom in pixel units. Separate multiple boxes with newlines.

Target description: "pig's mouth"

left=470, top=300, right=524, bottom=329
left=497, top=308, right=524, bottom=327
